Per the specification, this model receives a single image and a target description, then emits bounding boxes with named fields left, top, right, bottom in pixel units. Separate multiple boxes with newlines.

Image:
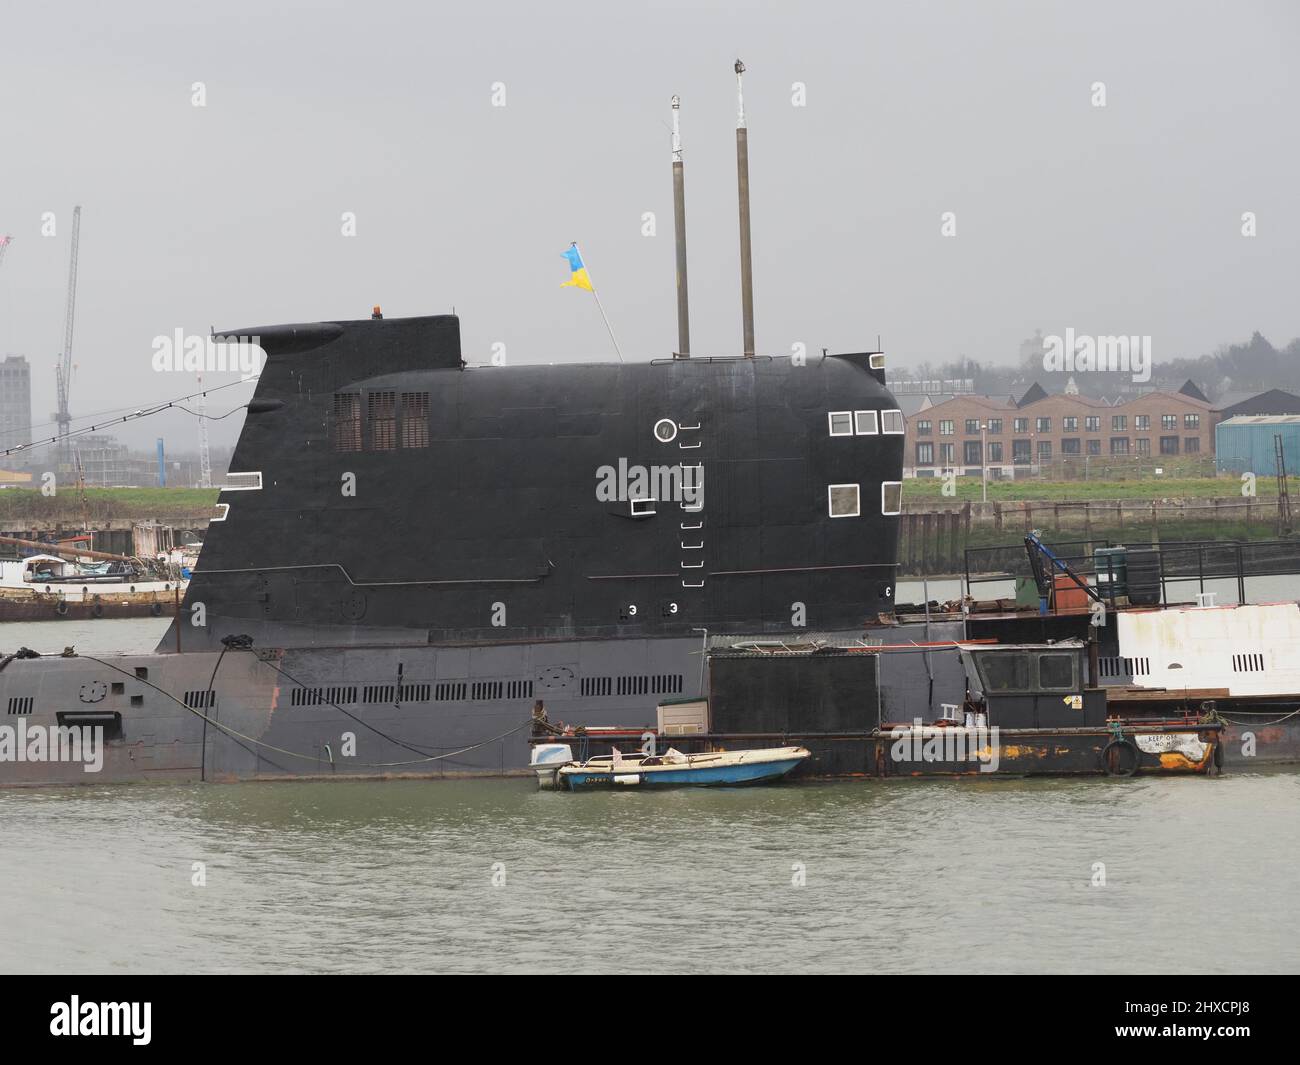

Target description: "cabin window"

left=401, top=392, right=430, bottom=448
left=981, top=653, right=1030, bottom=691
left=368, top=391, right=397, bottom=450
left=1038, top=653, right=1075, bottom=690
left=630, top=496, right=657, bottom=517
left=333, top=392, right=362, bottom=451
left=854, top=410, right=878, bottom=435
left=881, top=481, right=902, bottom=515
left=881, top=410, right=904, bottom=434
left=828, top=484, right=860, bottom=518
left=828, top=411, right=854, bottom=436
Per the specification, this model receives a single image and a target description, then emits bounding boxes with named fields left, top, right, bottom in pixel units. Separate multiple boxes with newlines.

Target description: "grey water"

left=2, top=773, right=1297, bottom=974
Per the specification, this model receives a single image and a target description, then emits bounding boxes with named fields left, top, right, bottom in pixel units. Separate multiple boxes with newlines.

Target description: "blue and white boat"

left=549, top=745, right=810, bottom=791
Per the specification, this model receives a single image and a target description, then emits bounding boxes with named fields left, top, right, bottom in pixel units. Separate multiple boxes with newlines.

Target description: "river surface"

left=2, top=612, right=1299, bottom=974
left=2, top=771, right=1297, bottom=974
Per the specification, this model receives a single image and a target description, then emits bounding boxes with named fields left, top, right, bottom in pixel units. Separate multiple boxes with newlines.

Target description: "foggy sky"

left=1, top=0, right=1297, bottom=455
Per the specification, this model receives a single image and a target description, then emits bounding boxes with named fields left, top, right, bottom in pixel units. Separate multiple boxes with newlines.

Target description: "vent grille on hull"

left=1098, top=657, right=1150, bottom=679
left=582, top=674, right=684, bottom=697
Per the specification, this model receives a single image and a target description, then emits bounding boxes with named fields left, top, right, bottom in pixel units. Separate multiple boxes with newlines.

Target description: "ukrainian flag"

left=561, top=243, right=594, bottom=291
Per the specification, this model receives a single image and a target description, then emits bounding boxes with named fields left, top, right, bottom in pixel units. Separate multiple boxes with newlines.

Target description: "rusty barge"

left=529, top=638, right=1224, bottom=781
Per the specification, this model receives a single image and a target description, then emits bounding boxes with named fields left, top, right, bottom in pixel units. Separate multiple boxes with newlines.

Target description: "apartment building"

left=903, top=382, right=1217, bottom=477
left=0, top=355, right=32, bottom=459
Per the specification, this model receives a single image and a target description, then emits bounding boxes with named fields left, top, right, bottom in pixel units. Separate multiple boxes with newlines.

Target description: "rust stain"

left=1157, top=748, right=1214, bottom=771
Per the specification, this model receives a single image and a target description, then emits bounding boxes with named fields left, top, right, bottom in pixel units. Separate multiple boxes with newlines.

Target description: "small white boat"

left=532, top=744, right=810, bottom=791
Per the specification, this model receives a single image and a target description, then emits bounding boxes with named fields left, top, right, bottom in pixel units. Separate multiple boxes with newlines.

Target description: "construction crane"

left=55, top=206, right=82, bottom=471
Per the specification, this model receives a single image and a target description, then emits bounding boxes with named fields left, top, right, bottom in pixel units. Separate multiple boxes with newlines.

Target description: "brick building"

left=902, top=381, right=1217, bottom=478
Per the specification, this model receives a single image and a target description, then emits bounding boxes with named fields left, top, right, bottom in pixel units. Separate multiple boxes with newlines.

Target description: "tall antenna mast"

left=196, top=374, right=213, bottom=489
left=671, top=95, right=691, bottom=359
left=735, top=61, right=755, bottom=358
left=56, top=206, right=81, bottom=470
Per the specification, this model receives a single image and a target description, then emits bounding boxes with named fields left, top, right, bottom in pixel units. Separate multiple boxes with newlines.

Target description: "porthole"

left=653, top=418, right=678, bottom=443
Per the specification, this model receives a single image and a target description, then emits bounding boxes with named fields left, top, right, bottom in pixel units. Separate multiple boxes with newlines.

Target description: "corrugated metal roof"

left=1218, top=415, right=1300, bottom=425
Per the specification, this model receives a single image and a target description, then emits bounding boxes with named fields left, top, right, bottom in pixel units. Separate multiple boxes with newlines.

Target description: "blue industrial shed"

left=1215, top=415, right=1300, bottom=476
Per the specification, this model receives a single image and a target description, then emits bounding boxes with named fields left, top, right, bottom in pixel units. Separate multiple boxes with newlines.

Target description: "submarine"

left=0, top=311, right=912, bottom=784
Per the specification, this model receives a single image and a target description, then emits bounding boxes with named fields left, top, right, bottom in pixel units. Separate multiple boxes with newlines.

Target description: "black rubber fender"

left=150, top=602, right=163, bottom=617
left=54, top=600, right=69, bottom=617
left=90, top=602, right=104, bottom=619
left=1100, top=737, right=1140, bottom=777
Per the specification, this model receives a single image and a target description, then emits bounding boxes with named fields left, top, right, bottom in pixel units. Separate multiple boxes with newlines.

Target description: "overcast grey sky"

left=1, top=0, right=1297, bottom=453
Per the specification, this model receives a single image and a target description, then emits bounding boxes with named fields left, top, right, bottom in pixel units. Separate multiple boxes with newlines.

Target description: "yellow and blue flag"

left=560, top=243, right=594, bottom=291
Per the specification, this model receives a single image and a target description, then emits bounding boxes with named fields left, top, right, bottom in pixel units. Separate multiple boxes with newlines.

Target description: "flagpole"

left=572, top=242, right=624, bottom=363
